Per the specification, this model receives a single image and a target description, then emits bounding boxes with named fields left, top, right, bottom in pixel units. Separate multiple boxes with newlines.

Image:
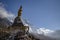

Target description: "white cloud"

left=0, top=2, right=15, bottom=22
left=29, top=27, right=60, bottom=39
left=28, top=25, right=54, bottom=35
left=46, top=30, right=60, bottom=38
left=37, top=28, right=54, bottom=35
left=36, top=28, right=60, bottom=38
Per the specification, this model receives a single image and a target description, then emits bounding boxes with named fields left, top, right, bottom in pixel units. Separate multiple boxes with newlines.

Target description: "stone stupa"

left=11, top=6, right=29, bottom=34
left=12, top=6, right=23, bottom=27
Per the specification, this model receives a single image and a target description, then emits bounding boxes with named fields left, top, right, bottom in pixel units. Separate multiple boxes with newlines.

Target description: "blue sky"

left=0, top=0, right=60, bottom=30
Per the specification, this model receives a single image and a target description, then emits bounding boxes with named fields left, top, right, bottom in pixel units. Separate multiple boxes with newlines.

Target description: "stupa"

left=11, top=6, right=29, bottom=35
left=12, top=6, right=23, bottom=27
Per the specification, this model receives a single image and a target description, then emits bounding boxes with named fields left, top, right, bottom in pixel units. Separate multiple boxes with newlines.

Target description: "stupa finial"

left=18, top=5, right=22, bottom=17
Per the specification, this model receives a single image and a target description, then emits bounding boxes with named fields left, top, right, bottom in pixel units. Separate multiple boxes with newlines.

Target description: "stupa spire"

left=18, top=5, right=22, bottom=17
